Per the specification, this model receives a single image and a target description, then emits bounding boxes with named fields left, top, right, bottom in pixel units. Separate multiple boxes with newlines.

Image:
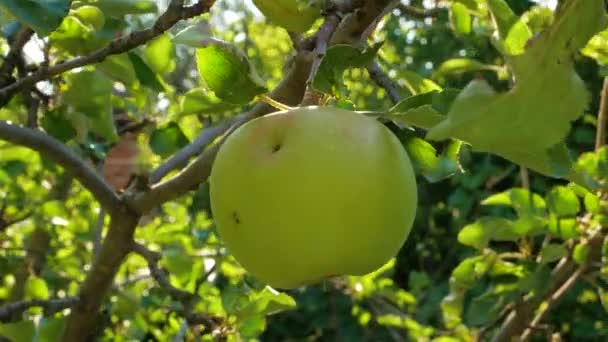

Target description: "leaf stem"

left=259, top=95, right=294, bottom=111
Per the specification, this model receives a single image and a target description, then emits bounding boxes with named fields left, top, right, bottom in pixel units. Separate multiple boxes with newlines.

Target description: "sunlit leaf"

left=196, top=39, right=267, bottom=104
left=426, top=0, right=606, bottom=181
left=313, top=43, right=382, bottom=96
left=0, top=0, right=70, bottom=36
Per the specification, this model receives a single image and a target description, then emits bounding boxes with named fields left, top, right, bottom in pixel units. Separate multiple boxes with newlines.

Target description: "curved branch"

left=0, top=297, right=78, bottom=322
left=0, top=121, right=123, bottom=216
left=150, top=114, right=247, bottom=184
left=0, top=0, right=216, bottom=105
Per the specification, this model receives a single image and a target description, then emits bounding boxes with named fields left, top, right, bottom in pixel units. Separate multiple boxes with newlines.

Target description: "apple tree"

left=0, top=0, right=607, bottom=341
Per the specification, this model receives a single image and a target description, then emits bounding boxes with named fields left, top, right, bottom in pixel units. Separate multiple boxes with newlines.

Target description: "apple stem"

left=259, top=95, right=294, bottom=111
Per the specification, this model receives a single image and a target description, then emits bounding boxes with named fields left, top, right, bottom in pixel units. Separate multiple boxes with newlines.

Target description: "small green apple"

left=252, top=0, right=321, bottom=33
left=210, top=106, right=417, bottom=289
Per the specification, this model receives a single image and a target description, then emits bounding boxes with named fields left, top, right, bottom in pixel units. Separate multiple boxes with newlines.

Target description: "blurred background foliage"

left=0, top=0, right=607, bottom=341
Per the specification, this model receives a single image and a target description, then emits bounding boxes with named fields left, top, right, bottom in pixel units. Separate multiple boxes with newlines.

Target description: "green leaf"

left=98, top=54, right=137, bottom=86
left=584, top=192, right=601, bottom=214
left=312, top=43, right=382, bottom=95
left=573, top=243, right=590, bottom=265
left=0, top=320, right=35, bottom=342
left=179, top=88, right=238, bottom=117
left=465, top=292, right=503, bottom=326
left=583, top=28, right=608, bottom=65
left=196, top=39, right=267, bottom=105
left=548, top=215, right=579, bottom=240
left=173, top=22, right=211, bottom=47
left=518, top=264, right=551, bottom=294
left=458, top=220, right=491, bottom=250
left=440, top=293, right=464, bottom=329
left=398, top=70, right=442, bottom=95
left=521, top=5, right=554, bottom=34
left=482, top=188, right=546, bottom=216
left=40, top=108, right=77, bottom=143
left=449, top=3, right=471, bottom=35
left=62, top=69, right=118, bottom=142
left=383, top=90, right=459, bottom=129
left=93, top=0, right=157, bottom=17
left=450, top=255, right=494, bottom=291
left=35, top=317, right=66, bottom=342
left=50, top=13, right=106, bottom=55
left=395, top=130, right=462, bottom=182
left=71, top=5, right=104, bottom=30
left=434, top=58, right=500, bottom=78
left=426, top=0, right=606, bottom=181
left=25, top=276, right=49, bottom=300
left=458, top=217, right=534, bottom=250
left=539, top=244, right=568, bottom=263
left=239, top=287, right=297, bottom=319
left=0, top=0, right=71, bottom=36
left=546, top=186, right=580, bottom=217
left=144, top=34, right=175, bottom=75
left=149, top=123, right=190, bottom=158
left=161, top=248, right=193, bottom=280
left=238, top=315, right=266, bottom=338
left=486, top=0, right=532, bottom=55
left=127, top=52, right=166, bottom=92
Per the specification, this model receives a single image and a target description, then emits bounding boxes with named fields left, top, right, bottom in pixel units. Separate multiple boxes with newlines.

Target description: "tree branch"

left=0, top=121, right=123, bottom=216
left=132, top=243, right=196, bottom=303
left=367, top=61, right=402, bottom=104
left=0, top=0, right=216, bottom=105
left=0, top=27, right=34, bottom=88
left=132, top=243, right=222, bottom=330
left=397, top=4, right=443, bottom=19
left=301, top=14, right=341, bottom=105
left=0, top=297, right=78, bottom=322
left=519, top=266, right=585, bottom=341
left=62, top=214, right=140, bottom=341
left=150, top=114, right=247, bottom=184
left=491, top=231, right=604, bottom=341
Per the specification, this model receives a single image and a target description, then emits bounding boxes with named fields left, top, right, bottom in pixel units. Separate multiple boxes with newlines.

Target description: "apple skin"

left=209, top=106, right=418, bottom=289
left=252, top=0, right=321, bottom=33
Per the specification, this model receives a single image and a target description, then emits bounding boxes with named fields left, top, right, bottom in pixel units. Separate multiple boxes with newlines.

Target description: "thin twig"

left=0, top=27, right=34, bottom=88
left=0, top=121, right=123, bottom=216
left=397, top=4, right=443, bottom=19
left=93, top=208, right=105, bottom=258
left=519, top=267, right=585, bottom=341
left=520, top=166, right=530, bottom=190
left=0, top=0, right=215, bottom=104
left=0, top=297, right=78, bottom=322
left=132, top=242, right=222, bottom=331
left=302, top=14, right=341, bottom=106
left=596, top=77, right=608, bottom=150
left=367, top=61, right=401, bottom=104
left=132, top=243, right=196, bottom=303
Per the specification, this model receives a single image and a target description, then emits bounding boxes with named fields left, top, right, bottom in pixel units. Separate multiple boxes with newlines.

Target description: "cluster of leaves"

left=0, top=0, right=607, bottom=341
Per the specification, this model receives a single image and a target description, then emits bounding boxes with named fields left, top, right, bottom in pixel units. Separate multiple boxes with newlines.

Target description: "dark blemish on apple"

left=272, top=143, right=282, bottom=153
left=232, top=211, right=241, bottom=224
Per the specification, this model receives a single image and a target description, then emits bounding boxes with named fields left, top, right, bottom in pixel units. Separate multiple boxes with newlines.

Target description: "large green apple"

left=209, top=106, right=417, bottom=289
left=251, top=0, right=321, bottom=33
